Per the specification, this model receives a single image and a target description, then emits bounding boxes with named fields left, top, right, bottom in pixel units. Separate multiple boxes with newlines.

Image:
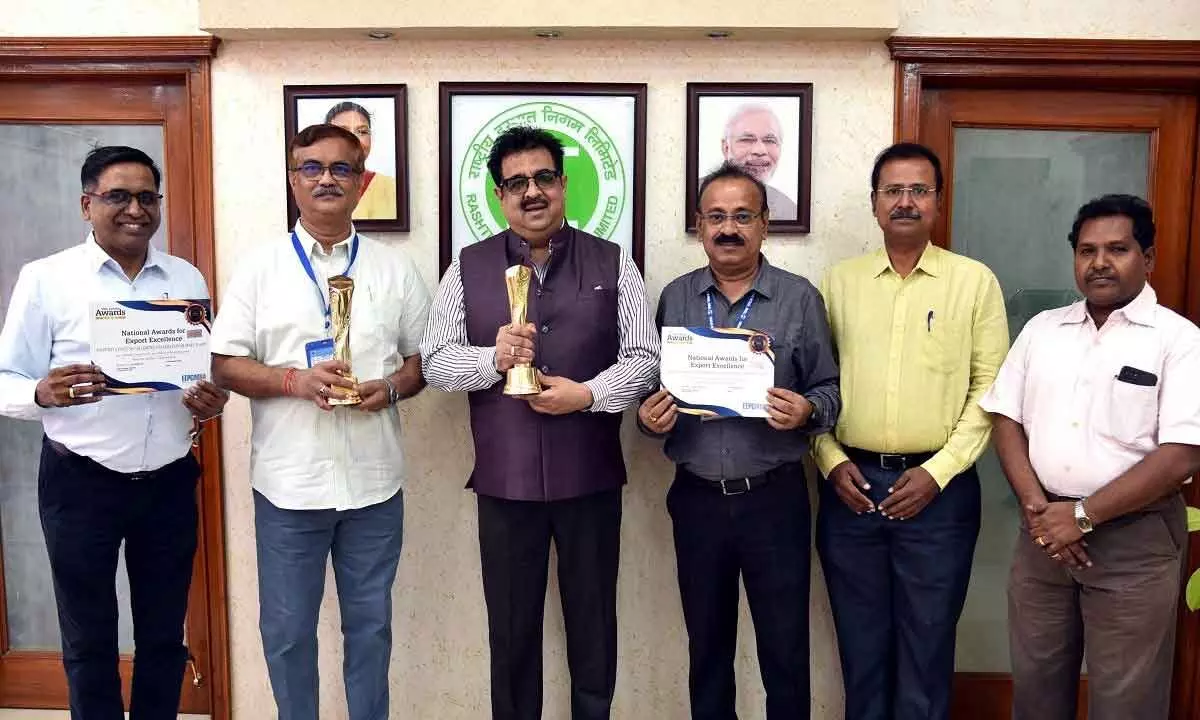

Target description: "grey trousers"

left=1009, top=492, right=1186, bottom=720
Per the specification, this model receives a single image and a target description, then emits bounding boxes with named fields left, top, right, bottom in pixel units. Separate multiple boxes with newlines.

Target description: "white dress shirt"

left=210, top=225, right=431, bottom=511
left=980, top=284, right=1200, bottom=497
left=0, top=234, right=210, bottom=473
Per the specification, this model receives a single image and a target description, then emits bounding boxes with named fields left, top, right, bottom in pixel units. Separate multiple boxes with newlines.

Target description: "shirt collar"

left=294, top=220, right=356, bottom=259
left=693, top=255, right=774, bottom=300
left=1059, top=283, right=1158, bottom=327
left=84, top=231, right=164, bottom=276
left=872, top=242, right=942, bottom=279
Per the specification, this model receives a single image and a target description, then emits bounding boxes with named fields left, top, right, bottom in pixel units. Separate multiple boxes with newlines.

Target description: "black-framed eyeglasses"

left=85, top=190, right=163, bottom=208
left=289, top=161, right=361, bottom=181
left=875, top=184, right=935, bottom=202
left=701, top=210, right=764, bottom=227
left=499, top=169, right=561, bottom=195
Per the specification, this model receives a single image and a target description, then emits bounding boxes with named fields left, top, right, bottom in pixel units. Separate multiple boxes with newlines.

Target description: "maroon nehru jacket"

left=459, top=224, right=625, bottom=501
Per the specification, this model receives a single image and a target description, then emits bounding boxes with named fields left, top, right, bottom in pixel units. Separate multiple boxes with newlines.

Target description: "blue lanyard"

left=290, top=231, right=359, bottom=331
left=705, top=290, right=756, bottom=330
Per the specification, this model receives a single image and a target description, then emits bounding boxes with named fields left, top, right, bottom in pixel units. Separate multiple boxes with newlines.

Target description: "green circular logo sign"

left=458, top=101, right=627, bottom=242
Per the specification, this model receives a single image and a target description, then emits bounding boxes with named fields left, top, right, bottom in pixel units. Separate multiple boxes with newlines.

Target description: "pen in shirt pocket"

left=927, top=310, right=935, bottom=332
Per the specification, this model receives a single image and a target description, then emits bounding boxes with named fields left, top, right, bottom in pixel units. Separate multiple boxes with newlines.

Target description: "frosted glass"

left=0, top=124, right=166, bottom=652
left=950, top=128, right=1149, bottom=672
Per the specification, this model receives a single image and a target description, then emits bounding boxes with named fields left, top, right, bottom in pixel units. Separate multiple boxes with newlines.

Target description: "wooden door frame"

left=0, top=36, right=229, bottom=720
left=888, top=36, right=1200, bottom=720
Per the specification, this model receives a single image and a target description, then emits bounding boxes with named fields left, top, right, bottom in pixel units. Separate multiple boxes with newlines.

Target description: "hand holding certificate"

left=89, top=299, right=212, bottom=395
left=660, top=326, right=776, bottom=419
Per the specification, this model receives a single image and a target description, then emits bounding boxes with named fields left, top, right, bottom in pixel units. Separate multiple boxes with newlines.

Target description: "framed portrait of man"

left=686, top=83, right=813, bottom=234
left=438, top=82, right=647, bottom=275
left=283, top=84, right=409, bottom=232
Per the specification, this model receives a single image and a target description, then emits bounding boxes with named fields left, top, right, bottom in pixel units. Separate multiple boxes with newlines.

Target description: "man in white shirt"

left=0, top=145, right=228, bottom=719
left=981, top=194, right=1200, bottom=720
left=210, top=124, right=430, bottom=720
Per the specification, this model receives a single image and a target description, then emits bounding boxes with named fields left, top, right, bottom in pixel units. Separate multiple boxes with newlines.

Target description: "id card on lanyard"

left=291, top=231, right=359, bottom=367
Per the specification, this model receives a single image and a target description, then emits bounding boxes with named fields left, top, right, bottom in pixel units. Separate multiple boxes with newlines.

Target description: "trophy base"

left=503, top=366, right=542, bottom=396
left=328, top=373, right=362, bottom=406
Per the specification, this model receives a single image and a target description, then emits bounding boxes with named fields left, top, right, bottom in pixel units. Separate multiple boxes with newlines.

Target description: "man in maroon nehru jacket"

left=421, top=126, right=659, bottom=720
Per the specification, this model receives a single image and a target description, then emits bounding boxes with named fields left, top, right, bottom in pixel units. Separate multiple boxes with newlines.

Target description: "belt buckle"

left=720, top=477, right=750, bottom=496
left=878, top=454, right=907, bottom=472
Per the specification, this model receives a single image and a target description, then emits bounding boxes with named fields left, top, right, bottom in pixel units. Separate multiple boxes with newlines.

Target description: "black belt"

left=679, top=462, right=800, bottom=496
left=44, top=436, right=188, bottom=482
left=844, top=446, right=936, bottom=472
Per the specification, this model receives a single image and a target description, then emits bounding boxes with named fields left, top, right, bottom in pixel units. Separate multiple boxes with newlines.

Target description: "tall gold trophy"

left=327, top=275, right=362, bottom=405
left=502, top=265, right=542, bottom=396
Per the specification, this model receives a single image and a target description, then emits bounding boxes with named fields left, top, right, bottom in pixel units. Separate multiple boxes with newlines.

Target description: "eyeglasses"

left=701, top=210, right=764, bottom=227
left=85, top=190, right=162, bottom=208
left=499, top=169, right=561, bottom=195
left=289, top=161, right=361, bottom=181
left=875, top=184, right=935, bottom=201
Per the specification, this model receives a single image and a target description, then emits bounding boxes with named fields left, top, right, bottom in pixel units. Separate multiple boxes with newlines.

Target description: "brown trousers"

left=1009, top=492, right=1187, bottom=720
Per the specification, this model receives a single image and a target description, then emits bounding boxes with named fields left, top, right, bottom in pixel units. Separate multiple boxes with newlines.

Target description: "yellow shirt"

left=352, top=172, right=398, bottom=221
left=812, top=243, right=1009, bottom=488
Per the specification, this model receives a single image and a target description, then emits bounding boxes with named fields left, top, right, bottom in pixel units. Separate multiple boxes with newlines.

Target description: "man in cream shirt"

left=210, top=124, right=430, bottom=720
left=981, top=194, right=1200, bottom=720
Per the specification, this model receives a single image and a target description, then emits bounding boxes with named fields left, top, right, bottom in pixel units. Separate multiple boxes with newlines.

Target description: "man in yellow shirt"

left=813, top=142, right=1008, bottom=720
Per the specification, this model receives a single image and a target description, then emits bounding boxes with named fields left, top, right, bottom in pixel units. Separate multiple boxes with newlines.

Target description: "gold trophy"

left=327, top=274, right=362, bottom=405
left=502, top=265, right=542, bottom=396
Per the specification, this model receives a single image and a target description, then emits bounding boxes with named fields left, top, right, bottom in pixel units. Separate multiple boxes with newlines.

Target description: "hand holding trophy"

left=502, top=265, right=542, bottom=396
left=327, top=275, right=363, bottom=405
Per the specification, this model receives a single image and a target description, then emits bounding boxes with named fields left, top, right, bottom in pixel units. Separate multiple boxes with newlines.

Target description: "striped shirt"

left=420, top=248, right=659, bottom=412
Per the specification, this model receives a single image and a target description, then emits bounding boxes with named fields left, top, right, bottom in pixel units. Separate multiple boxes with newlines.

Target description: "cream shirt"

left=210, top=224, right=431, bottom=510
left=980, top=284, right=1200, bottom=497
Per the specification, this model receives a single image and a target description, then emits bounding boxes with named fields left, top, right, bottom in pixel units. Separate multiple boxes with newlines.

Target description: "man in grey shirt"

left=639, top=162, right=839, bottom=719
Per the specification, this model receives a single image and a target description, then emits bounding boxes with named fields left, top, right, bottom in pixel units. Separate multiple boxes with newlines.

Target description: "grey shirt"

left=653, top=257, right=841, bottom=480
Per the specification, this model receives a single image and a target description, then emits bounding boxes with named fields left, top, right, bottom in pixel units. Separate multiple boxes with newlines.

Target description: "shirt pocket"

left=1102, top=378, right=1159, bottom=447
left=918, top=323, right=964, bottom=374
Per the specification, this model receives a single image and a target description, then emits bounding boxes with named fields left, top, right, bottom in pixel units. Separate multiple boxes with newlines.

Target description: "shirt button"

left=540, top=324, right=550, bottom=333
left=1072, top=422, right=1080, bottom=428
left=541, top=365, right=550, bottom=374
left=1065, top=465, right=1072, bottom=472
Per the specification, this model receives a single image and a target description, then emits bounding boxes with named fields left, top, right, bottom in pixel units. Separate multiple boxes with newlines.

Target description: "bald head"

left=721, top=104, right=783, bottom=182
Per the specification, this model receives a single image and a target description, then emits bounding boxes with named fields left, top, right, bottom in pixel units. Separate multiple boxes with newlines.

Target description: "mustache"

left=313, top=186, right=344, bottom=198
left=890, top=209, right=921, bottom=220
left=1086, top=273, right=1116, bottom=282
left=714, top=233, right=745, bottom=246
left=521, top=198, right=548, bottom=211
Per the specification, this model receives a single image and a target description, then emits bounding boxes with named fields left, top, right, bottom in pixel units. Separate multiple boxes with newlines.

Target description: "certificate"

left=89, top=299, right=212, bottom=394
left=660, top=326, right=775, bottom=419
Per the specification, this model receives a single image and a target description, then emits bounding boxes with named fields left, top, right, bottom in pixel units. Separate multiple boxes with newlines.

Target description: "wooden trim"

left=0, top=36, right=219, bottom=62
left=1173, top=131, right=1200, bottom=720
left=187, top=57, right=233, bottom=720
left=0, top=37, right=228, bottom=719
left=952, top=673, right=1088, bottom=719
left=895, top=37, right=1200, bottom=720
left=887, top=37, right=1200, bottom=65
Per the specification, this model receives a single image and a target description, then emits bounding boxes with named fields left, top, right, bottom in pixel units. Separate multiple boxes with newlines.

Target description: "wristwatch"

left=383, top=377, right=399, bottom=406
left=1074, top=499, right=1094, bottom=534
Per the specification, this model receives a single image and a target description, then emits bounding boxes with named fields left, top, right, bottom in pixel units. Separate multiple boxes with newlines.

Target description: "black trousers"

left=38, top=437, right=199, bottom=720
left=477, top=488, right=622, bottom=720
left=667, top=463, right=812, bottom=720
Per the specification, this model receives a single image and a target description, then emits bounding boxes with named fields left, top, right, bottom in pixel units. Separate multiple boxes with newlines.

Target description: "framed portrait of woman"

left=283, top=84, right=409, bottom=232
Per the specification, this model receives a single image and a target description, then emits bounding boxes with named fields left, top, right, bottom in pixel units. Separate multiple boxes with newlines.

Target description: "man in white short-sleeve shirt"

left=980, top=194, right=1200, bottom=720
left=209, top=124, right=430, bottom=720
